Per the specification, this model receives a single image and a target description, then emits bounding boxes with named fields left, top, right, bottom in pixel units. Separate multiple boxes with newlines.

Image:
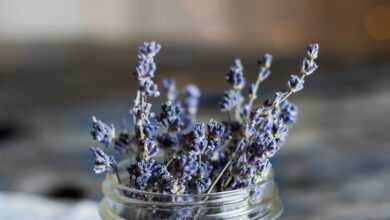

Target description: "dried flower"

left=141, top=138, right=159, bottom=160
left=279, top=100, right=298, bottom=125
left=140, top=78, right=160, bottom=97
left=135, top=42, right=161, bottom=79
left=87, top=42, right=320, bottom=196
left=91, top=116, right=115, bottom=147
left=185, top=123, right=208, bottom=155
left=128, top=159, right=156, bottom=190
left=288, top=74, right=304, bottom=93
left=220, top=90, right=241, bottom=112
left=307, top=43, right=319, bottom=60
left=207, top=119, right=226, bottom=140
left=158, top=102, right=183, bottom=132
left=226, top=59, right=246, bottom=90
left=90, top=147, right=117, bottom=174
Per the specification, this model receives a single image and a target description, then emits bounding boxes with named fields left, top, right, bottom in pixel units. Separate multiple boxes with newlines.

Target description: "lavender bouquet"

left=89, top=41, right=319, bottom=197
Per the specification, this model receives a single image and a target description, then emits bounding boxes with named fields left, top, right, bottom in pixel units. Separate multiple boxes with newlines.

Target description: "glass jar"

left=98, top=161, right=283, bottom=220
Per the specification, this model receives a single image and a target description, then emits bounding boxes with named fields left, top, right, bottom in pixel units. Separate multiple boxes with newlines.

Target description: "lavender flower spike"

left=220, top=90, right=240, bottom=112
left=91, top=116, right=115, bottom=147
left=135, top=42, right=162, bottom=79
left=226, top=59, right=245, bottom=90
left=301, top=43, right=319, bottom=76
left=90, top=147, right=117, bottom=174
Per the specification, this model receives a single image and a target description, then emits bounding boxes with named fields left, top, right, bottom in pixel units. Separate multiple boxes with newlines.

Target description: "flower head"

left=288, top=74, right=304, bottom=93
left=185, top=123, right=208, bottom=154
left=279, top=100, right=298, bottom=125
left=220, top=90, right=241, bottom=112
left=226, top=59, right=245, bottom=90
left=90, top=147, right=117, bottom=174
left=135, top=42, right=161, bottom=79
left=128, top=159, right=156, bottom=190
left=140, top=78, right=160, bottom=97
left=301, top=58, right=318, bottom=76
left=307, top=43, right=319, bottom=60
left=141, top=138, right=159, bottom=159
left=207, top=119, right=226, bottom=140
left=91, top=116, right=115, bottom=147
left=158, top=102, right=183, bottom=132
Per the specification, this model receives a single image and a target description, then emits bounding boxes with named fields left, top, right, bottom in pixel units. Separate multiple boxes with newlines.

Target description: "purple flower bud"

left=135, top=58, right=157, bottom=79
left=279, top=100, right=298, bottom=125
left=307, top=43, right=319, bottom=60
left=151, top=163, right=173, bottom=193
left=260, top=53, right=273, bottom=69
left=159, top=102, right=183, bottom=132
left=301, top=58, right=319, bottom=76
left=226, top=59, right=245, bottom=90
left=207, top=119, right=226, bottom=139
left=138, top=41, right=162, bottom=58
left=142, top=122, right=158, bottom=139
left=128, top=159, right=156, bottom=190
left=91, top=116, right=115, bottom=147
left=220, top=90, right=241, bottom=112
left=90, top=147, right=117, bottom=174
left=135, top=42, right=161, bottom=79
left=140, top=78, right=160, bottom=97
left=175, top=153, right=199, bottom=182
left=142, top=138, right=159, bottom=159
left=272, top=120, right=289, bottom=147
left=186, top=123, right=208, bottom=154
left=288, top=74, right=304, bottom=93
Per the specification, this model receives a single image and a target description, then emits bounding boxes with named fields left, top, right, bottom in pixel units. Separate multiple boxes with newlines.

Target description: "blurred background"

left=1, top=0, right=390, bottom=219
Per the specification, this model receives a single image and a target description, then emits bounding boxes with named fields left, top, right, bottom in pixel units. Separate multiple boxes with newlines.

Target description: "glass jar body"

left=98, top=162, right=283, bottom=220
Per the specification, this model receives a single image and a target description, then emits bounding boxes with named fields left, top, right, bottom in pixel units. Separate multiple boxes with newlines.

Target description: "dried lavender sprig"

left=245, top=53, right=273, bottom=119
left=272, top=43, right=319, bottom=106
left=132, top=42, right=162, bottom=160
left=207, top=43, right=319, bottom=193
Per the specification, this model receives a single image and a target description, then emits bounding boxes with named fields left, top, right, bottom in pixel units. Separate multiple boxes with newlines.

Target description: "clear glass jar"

left=99, top=161, right=283, bottom=220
